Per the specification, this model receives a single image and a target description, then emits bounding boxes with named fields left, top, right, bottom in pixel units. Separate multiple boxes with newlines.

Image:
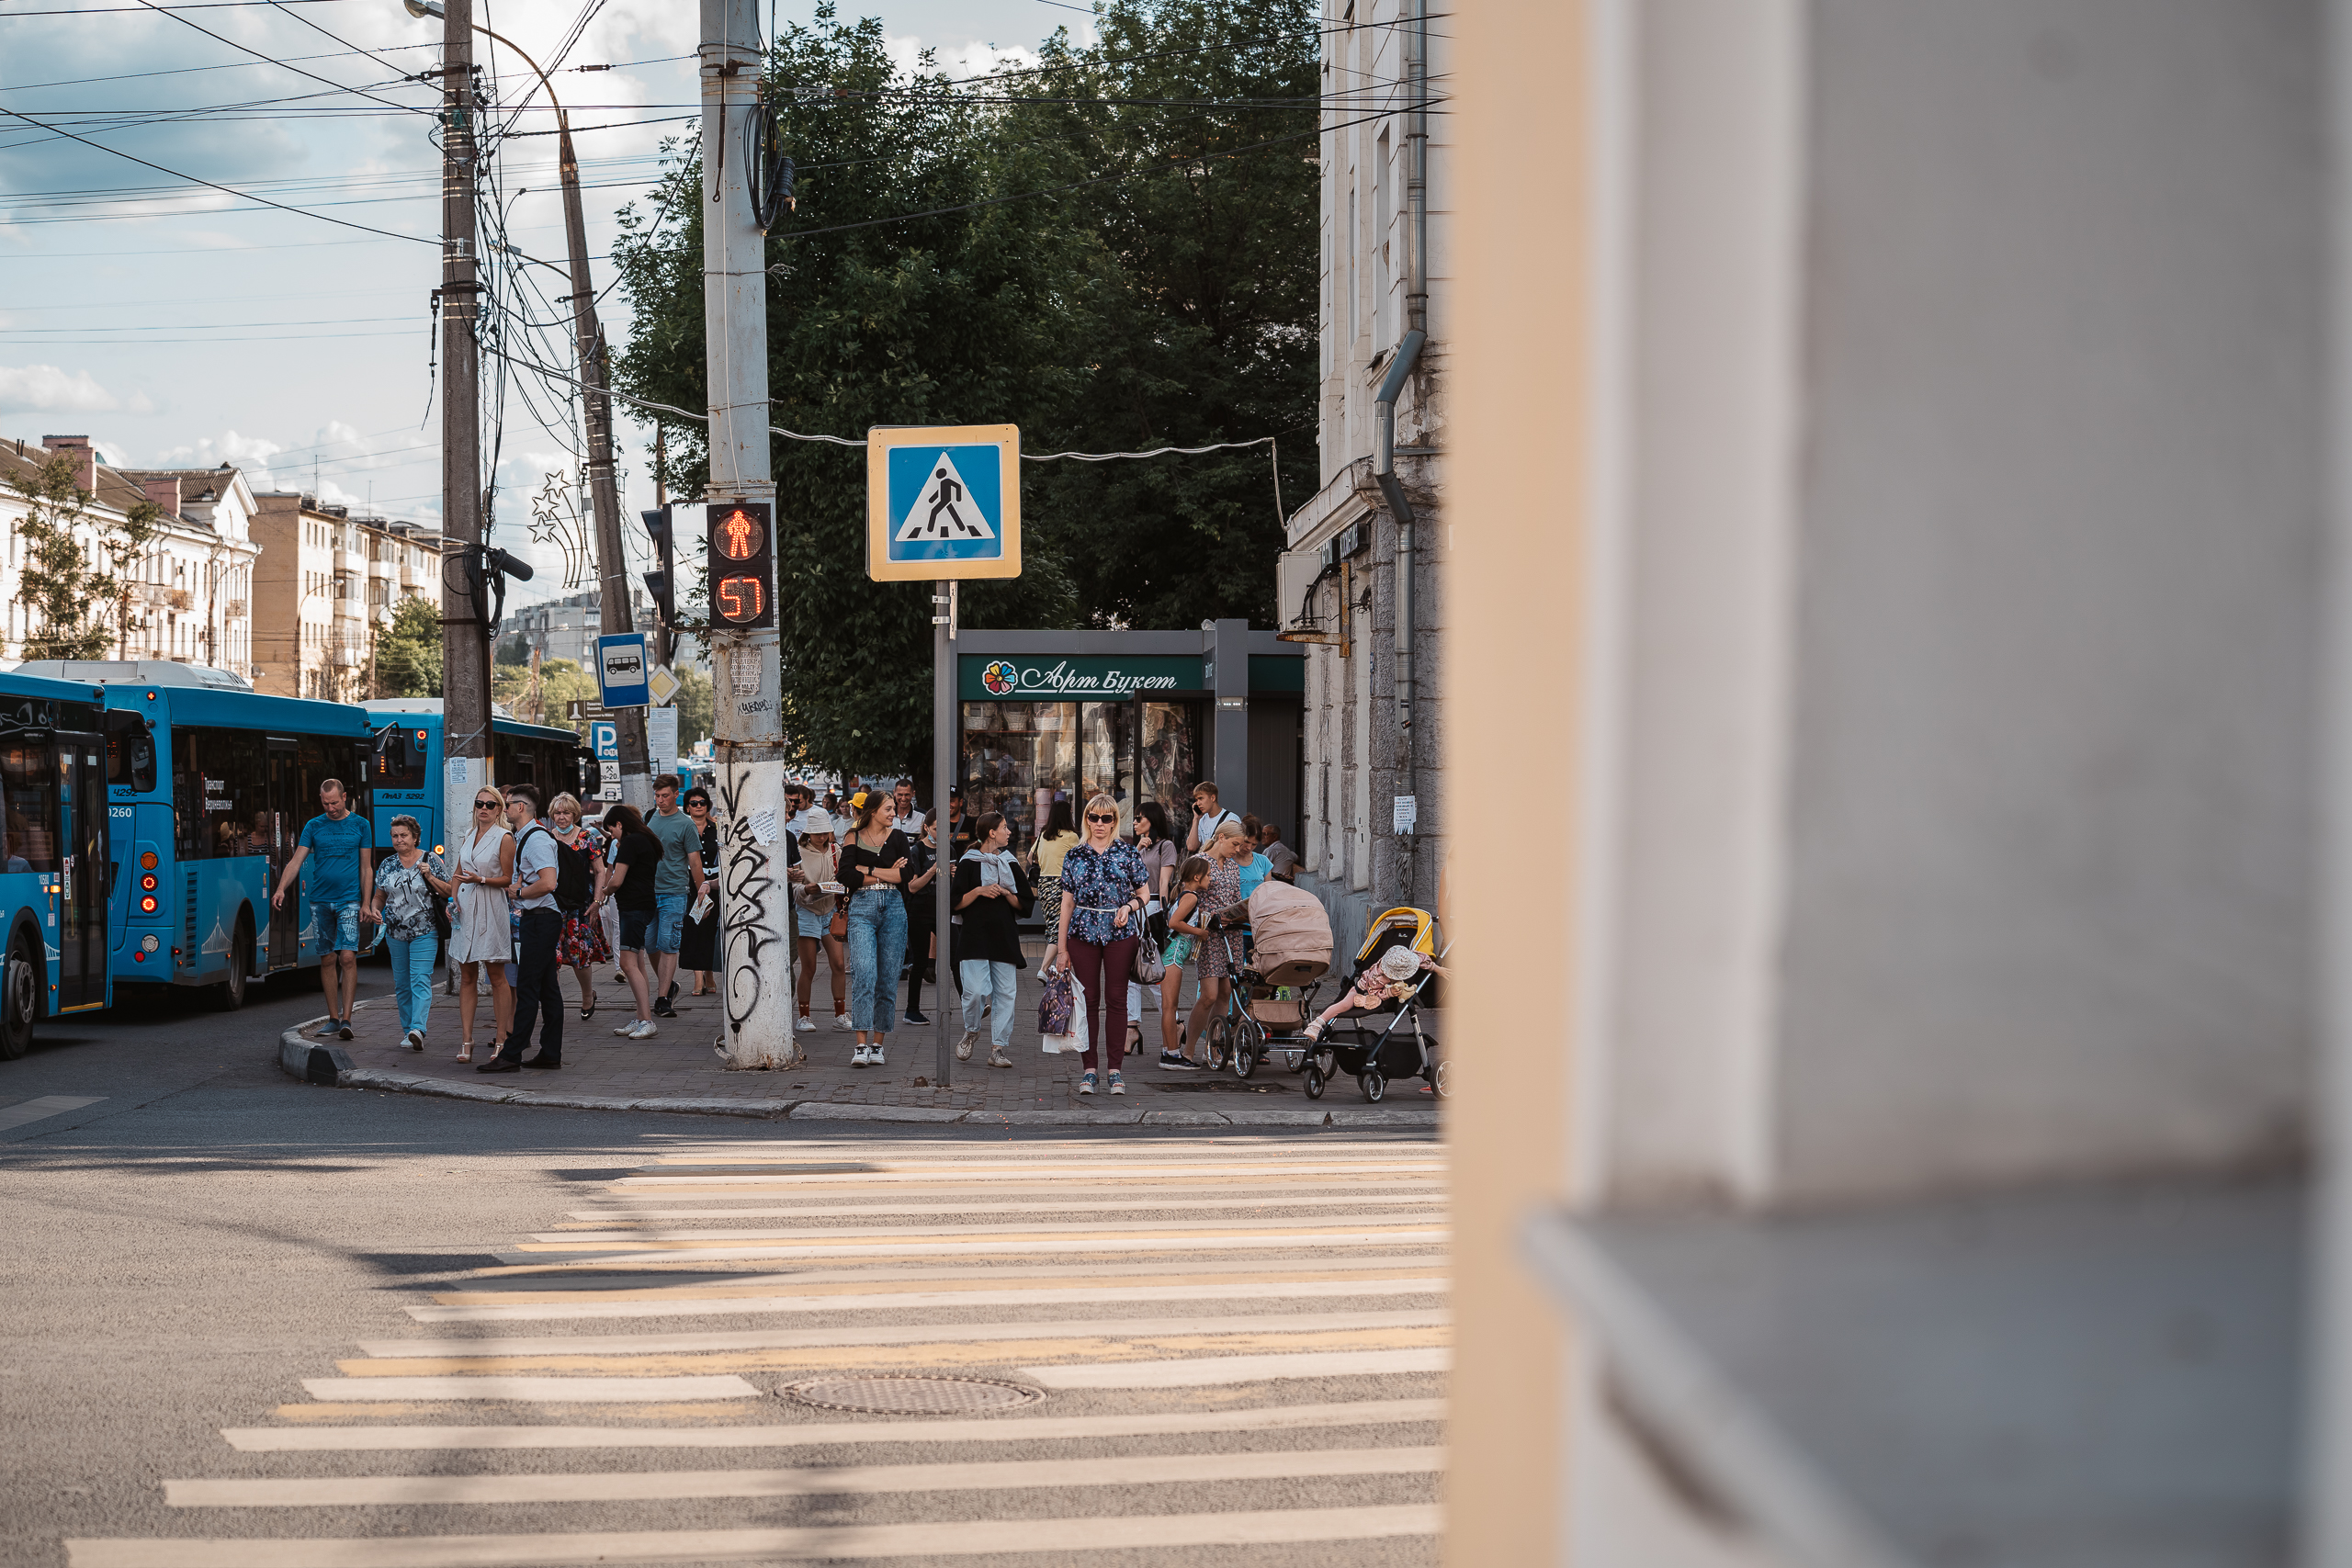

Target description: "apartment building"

left=250, top=491, right=441, bottom=702
left=0, top=434, right=260, bottom=671
left=1273, top=0, right=1447, bottom=958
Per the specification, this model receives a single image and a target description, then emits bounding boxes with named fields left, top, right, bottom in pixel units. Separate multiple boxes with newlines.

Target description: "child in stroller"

left=1303, top=942, right=1451, bottom=1042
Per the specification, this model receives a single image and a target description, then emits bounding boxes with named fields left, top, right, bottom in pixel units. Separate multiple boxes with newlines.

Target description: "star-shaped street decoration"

left=528, top=472, right=571, bottom=547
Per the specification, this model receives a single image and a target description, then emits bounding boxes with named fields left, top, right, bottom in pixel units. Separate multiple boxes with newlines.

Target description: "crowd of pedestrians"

left=270, top=761, right=1303, bottom=1087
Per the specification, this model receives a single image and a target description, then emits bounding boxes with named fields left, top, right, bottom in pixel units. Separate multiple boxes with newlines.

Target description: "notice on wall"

left=1393, top=795, right=1418, bottom=834
left=648, top=706, right=679, bottom=773
left=747, top=809, right=780, bottom=846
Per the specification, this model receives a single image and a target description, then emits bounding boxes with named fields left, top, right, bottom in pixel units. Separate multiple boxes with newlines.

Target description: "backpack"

left=552, top=832, right=594, bottom=912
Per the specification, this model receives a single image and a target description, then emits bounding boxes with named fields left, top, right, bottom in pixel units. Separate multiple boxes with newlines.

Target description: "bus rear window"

left=375, top=725, right=429, bottom=790
left=107, top=712, right=156, bottom=793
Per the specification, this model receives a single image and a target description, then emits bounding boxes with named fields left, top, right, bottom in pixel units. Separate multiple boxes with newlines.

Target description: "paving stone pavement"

left=295, top=946, right=1441, bottom=1127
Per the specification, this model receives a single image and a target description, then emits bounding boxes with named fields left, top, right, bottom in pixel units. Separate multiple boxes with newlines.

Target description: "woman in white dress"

left=449, top=786, right=516, bottom=1062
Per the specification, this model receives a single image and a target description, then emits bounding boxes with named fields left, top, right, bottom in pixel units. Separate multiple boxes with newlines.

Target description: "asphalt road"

left=1, top=973, right=1446, bottom=1567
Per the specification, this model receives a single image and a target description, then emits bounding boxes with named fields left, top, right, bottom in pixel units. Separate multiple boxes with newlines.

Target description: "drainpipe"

left=1374, top=0, right=1430, bottom=900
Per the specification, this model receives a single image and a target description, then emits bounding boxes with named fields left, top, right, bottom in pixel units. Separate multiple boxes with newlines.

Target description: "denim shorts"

left=322, top=901, right=363, bottom=953
left=619, top=907, right=654, bottom=952
left=651, top=894, right=687, bottom=954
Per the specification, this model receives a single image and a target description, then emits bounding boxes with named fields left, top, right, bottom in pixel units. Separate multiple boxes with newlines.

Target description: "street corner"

left=275, top=1019, right=354, bottom=1086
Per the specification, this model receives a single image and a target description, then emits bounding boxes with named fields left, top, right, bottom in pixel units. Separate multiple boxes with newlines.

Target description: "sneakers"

left=956, top=1030, right=978, bottom=1061
left=831, top=1013, right=852, bottom=1031
left=337, top=1021, right=354, bottom=1042
left=796, top=1013, right=816, bottom=1032
left=870, top=1043, right=884, bottom=1067
left=988, top=1046, right=1013, bottom=1069
left=652, top=997, right=676, bottom=1019
left=628, top=1018, right=658, bottom=1039
left=1078, top=1069, right=1097, bottom=1096
left=614, top=1020, right=640, bottom=1036
left=402, top=1030, right=424, bottom=1052
left=904, top=1010, right=929, bottom=1025
left=1107, top=1070, right=1125, bottom=1095
left=1159, top=1050, right=1197, bottom=1071
left=311, top=1020, right=340, bottom=1039
left=852, top=1043, right=872, bottom=1067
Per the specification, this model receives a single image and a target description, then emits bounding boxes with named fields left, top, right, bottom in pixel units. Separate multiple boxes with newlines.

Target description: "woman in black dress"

left=678, top=786, right=720, bottom=992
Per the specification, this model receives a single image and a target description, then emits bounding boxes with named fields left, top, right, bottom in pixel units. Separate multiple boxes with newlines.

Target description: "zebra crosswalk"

left=71, top=1134, right=1448, bottom=1565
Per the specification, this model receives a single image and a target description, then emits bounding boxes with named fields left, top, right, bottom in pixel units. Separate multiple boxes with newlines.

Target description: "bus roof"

left=12, top=660, right=252, bottom=692
left=0, top=667, right=112, bottom=705
left=361, top=699, right=582, bottom=745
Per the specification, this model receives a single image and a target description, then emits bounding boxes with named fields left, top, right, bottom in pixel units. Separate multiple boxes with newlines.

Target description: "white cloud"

left=885, top=31, right=1044, bottom=80
left=0, top=364, right=155, bottom=416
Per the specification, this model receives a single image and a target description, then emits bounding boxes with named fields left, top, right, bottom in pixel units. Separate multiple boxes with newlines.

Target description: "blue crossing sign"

left=866, top=423, right=1022, bottom=581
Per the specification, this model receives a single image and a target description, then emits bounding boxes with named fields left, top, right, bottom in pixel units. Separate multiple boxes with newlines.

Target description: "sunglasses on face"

left=1087, top=813, right=1117, bottom=824
left=474, top=800, right=500, bottom=809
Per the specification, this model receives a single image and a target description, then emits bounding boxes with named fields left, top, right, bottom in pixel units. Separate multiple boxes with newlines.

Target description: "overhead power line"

left=0, top=99, right=435, bottom=243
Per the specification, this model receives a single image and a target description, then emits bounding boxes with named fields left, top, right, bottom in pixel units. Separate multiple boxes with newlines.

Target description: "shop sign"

left=961, top=655, right=1202, bottom=700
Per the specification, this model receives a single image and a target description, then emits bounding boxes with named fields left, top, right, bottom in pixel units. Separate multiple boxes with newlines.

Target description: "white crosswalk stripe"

left=81, top=1135, right=1448, bottom=1564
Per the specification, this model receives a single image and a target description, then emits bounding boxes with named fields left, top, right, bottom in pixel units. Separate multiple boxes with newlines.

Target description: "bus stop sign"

left=595, top=633, right=650, bottom=709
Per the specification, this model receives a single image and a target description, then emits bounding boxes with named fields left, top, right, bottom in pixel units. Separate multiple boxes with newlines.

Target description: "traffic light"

left=706, top=500, right=775, bottom=630
left=640, top=507, right=673, bottom=625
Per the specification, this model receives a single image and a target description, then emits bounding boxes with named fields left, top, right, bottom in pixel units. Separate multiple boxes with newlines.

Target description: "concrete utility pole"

left=702, top=0, right=794, bottom=1069
left=437, top=0, right=492, bottom=840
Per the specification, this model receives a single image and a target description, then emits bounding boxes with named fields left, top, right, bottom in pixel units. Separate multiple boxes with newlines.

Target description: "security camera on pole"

left=867, top=423, right=1023, bottom=1088
left=702, top=0, right=794, bottom=1070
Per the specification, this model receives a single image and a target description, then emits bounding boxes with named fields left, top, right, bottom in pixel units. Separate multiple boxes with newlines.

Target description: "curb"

left=277, top=1022, right=1439, bottom=1129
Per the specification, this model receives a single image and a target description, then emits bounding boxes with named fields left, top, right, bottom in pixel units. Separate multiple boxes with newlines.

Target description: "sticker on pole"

left=866, top=423, right=1021, bottom=581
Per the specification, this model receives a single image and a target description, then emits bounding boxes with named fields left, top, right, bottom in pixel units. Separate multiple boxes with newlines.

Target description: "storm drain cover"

left=781, top=1375, right=1043, bottom=1416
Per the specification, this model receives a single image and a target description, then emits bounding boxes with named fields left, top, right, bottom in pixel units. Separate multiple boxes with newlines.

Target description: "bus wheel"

left=0, top=932, right=38, bottom=1060
left=214, top=917, right=255, bottom=1011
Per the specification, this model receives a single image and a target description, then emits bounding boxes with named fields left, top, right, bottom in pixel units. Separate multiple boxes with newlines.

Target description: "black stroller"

left=1296, top=906, right=1448, bottom=1102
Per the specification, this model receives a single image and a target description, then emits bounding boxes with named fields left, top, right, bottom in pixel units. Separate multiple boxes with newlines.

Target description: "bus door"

left=265, top=738, right=300, bottom=968
left=53, top=727, right=107, bottom=1010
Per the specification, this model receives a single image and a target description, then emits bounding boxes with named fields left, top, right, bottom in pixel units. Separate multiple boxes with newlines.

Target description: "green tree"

left=673, top=666, right=715, bottom=750
left=493, top=656, right=596, bottom=734
left=375, top=594, right=444, bottom=697
left=610, top=0, right=1318, bottom=775
left=7, top=452, right=166, bottom=660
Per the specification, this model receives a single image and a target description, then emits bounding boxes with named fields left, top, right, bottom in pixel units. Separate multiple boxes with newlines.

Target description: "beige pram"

left=1205, top=880, right=1334, bottom=1079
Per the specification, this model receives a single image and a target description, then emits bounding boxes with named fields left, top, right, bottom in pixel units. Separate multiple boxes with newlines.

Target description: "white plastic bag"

left=1040, top=965, right=1089, bottom=1054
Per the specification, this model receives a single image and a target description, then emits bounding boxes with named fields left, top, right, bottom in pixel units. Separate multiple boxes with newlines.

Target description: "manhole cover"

left=781, top=1375, right=1043, bottom=1416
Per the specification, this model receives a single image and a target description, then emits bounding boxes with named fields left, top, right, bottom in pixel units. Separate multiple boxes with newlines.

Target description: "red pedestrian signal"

left=705, top=502, right=775, bottom=629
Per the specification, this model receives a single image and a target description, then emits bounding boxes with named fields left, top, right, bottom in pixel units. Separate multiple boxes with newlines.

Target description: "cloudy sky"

left=0, top=0, right=1081, bottom=607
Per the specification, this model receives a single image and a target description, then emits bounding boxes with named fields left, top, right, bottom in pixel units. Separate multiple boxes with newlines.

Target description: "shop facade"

left=955, top=625, right=1304, bottom=853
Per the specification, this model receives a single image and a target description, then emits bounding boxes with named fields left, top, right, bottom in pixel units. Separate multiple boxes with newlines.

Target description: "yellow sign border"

left=865, top=423, right=1023, bottom=581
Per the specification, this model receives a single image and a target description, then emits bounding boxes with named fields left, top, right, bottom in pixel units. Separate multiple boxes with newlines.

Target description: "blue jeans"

left=960, top=959, right=1019, bottom=1052
left=651, top=894, right=688, bottom=953
left=843, top=887, right=906, bottom=1033
left=386, top=931, right=437, bottom=1038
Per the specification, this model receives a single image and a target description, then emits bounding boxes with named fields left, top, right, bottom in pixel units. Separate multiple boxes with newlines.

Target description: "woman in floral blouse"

left=363, top=814, right=451, bottom=1054
left=1046, top=792, right=1151, bottom=1097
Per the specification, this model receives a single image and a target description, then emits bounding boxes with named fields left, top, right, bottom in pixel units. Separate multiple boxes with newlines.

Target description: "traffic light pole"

left=703, top=0, right=795, bottom=1070
left=437, top=0, right=491, bottom=845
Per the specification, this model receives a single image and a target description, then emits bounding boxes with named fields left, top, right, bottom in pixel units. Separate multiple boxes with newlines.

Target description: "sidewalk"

left=277, top=947, right=1441, bottom=1128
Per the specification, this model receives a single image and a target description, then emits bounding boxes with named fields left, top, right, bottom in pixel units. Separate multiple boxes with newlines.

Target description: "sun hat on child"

left=1378, top=945, right=1421, bottom=982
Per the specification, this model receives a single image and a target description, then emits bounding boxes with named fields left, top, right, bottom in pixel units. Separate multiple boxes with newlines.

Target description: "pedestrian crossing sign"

left=866, top=423, right=1022, bottom=581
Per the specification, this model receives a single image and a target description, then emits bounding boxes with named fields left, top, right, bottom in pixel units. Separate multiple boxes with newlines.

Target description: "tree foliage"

left=375, top=594, right=445, bottom=697
left=6, top=452, right=165, bottom=660
left=611, top=0, right=1317, bottom=777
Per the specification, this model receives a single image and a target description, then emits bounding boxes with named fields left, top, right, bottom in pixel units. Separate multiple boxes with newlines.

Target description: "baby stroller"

left=1301, top=907, right=1448, bottom=1102
left=1205, top=881, right=1333, bottom=1081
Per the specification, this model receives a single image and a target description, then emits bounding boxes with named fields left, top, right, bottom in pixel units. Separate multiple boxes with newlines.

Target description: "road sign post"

left=868, top=423, right=1023, bottom=1088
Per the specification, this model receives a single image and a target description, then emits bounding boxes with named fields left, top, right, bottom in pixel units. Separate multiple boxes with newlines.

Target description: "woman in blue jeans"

left=837, top=789, right=911, bottom=1068
left=363, top=814, right=451, bottom=1053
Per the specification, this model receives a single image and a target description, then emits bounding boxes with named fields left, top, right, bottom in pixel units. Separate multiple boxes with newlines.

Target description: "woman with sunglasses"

left=447, top=787, right=516, bottom=1062
left=1046, top=793, right=1151, bottom=1096
left=677, top=788, right=721, bottom=997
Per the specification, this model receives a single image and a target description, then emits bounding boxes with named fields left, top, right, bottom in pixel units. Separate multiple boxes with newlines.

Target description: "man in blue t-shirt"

left=272, top=777, right=375, bottom=1041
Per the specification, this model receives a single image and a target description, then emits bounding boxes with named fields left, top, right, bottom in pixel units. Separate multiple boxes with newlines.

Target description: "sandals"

left=455, top=1040, right=474, bottom=1063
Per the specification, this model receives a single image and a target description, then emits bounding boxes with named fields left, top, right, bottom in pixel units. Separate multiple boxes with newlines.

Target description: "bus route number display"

left=707, top=501, right=775, bottom=629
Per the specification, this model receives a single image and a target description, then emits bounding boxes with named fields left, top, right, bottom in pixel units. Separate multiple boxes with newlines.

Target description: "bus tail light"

left=138, top=895, right=158, bottom=914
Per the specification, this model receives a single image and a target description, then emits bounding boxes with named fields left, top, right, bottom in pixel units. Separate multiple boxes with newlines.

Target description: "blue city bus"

left=364, top=701, right=592, bottom=858
left=17, top=661, right=377, bottom=1008
left=0, top=669, right=118, bottom=1057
